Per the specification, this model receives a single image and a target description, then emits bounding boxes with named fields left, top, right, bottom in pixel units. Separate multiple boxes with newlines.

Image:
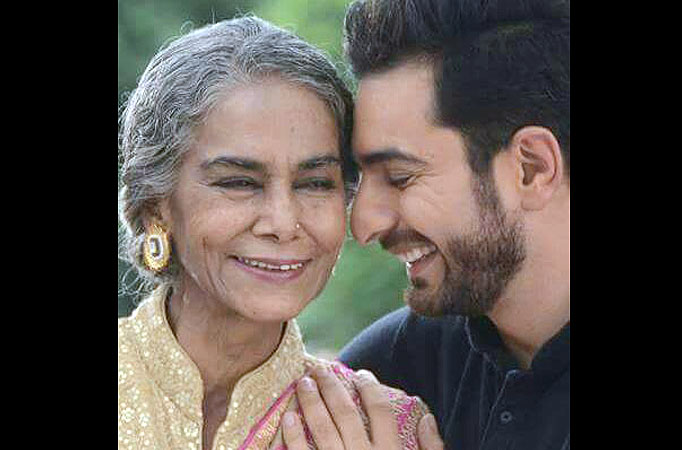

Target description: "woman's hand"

left=271, top=367, right=444, bottom=449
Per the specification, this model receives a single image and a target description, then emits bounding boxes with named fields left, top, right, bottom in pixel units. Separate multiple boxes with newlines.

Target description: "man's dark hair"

left=344, top=0, right=570, bottom=178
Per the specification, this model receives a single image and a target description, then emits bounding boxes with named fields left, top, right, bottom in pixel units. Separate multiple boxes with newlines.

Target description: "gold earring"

left=143, top=223, right=170, bottom=272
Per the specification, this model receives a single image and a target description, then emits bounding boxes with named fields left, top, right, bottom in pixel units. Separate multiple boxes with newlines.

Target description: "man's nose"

left=350, top=179, right=399, bottom=246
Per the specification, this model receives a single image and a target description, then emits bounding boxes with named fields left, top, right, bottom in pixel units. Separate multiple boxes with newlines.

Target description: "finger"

left=268, top=431, right=285, bottom=450
left=417, top=414, right=445, bottom=450
left=310, top=367, right=370, bottom=448
left=354, top=370, right=400, bottom=446
left=280, top=411, right=307, bottom=450
left=270, top=398, right=300, bottom=450
left=295, top=376, right=344, bottom=450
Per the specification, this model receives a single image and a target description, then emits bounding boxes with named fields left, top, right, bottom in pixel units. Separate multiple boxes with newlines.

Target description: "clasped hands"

left=269, top=367, right=444, bottom=450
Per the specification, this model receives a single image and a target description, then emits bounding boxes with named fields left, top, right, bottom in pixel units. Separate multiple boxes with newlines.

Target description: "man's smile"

left=394, top=244, right=436, bottom=266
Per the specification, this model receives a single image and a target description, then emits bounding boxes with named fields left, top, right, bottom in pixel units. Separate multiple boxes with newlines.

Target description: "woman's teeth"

left=396, top=245, right=437, bottom=265
left=236, top=256, right=305, bottom=271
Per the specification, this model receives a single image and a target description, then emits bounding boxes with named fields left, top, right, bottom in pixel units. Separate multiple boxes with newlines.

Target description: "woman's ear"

left=510, top=126, right=565, bottom=211
left=142, top=199, right=173, bottom=231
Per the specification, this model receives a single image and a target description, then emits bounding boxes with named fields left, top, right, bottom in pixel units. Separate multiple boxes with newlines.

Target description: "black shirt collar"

left=465, top=315, right=570, bottom=381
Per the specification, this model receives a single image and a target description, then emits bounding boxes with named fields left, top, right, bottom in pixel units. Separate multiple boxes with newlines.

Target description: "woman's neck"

left=166, top=285, right=285, bottom=395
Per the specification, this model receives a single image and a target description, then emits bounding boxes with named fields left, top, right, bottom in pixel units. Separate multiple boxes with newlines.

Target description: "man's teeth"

left=236, top=257, right=304, bottom=271
left=397, top=245, right=437, bottom=264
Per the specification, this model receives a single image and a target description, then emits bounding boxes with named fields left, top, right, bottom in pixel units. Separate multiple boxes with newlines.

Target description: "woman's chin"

left=233, top=297, right=310, bottom=324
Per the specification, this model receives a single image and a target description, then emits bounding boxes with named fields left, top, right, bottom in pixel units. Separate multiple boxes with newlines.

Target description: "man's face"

left=350, top=62, right=525, bottom=317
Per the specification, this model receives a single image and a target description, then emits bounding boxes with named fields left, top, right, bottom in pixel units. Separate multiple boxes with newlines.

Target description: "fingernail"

left=357, top=369, right=378, bottom=383
left=298, top=376, right=316, bottom=391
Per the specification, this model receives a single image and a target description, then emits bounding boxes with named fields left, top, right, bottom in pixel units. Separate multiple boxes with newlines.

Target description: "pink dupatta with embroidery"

left=237, top=361, right=428, bottom=450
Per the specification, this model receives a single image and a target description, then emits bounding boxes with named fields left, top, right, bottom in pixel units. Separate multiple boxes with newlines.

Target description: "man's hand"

left=270, top=367, right=444, bottom=449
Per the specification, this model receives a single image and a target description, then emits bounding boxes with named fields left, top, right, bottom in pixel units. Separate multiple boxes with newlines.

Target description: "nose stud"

left=295, top=223, right=301, bottom=229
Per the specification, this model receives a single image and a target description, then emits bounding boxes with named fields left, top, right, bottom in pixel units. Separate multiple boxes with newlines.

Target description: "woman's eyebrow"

left=200, top=155, right=266, bottom=172
left=200, top=154, right=340, bottom=173
left=297, top=154, right=341, bottom=171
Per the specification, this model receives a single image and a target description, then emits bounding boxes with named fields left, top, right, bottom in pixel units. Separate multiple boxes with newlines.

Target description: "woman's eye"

left=213, top=178, right=261, bottom=190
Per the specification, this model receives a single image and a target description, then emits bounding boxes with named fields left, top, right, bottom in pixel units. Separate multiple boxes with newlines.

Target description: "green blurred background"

left=117, top=0, right=408, bottom=357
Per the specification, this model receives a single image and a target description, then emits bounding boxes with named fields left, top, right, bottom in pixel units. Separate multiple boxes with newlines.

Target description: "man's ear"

left=510, top=126, right=564, bottom=211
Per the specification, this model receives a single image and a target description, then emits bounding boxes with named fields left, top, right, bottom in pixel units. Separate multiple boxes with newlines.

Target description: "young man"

left=277, top=1, right=569, bottom=448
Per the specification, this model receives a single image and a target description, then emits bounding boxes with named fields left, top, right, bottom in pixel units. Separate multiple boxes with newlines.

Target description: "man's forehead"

left=356, top=61, right=434, bottom=103
left=353, top=62, right=438, bottom=141
left=352, top=63, right=443, bottom=165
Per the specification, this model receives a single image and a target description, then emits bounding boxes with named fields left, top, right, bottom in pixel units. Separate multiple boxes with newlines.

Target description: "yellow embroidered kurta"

left=118, top=287, right=428, bottom=449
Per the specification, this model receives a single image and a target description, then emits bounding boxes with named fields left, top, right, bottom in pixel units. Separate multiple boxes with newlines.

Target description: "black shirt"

left=338, top=307, right=570, bottom=450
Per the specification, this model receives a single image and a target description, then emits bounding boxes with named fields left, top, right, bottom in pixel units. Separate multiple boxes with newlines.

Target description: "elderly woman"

left=118, top=16, right=428, bottom=450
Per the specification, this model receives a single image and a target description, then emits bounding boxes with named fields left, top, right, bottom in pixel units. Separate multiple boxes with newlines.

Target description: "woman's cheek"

left=308, top=197, right=346, bottom=251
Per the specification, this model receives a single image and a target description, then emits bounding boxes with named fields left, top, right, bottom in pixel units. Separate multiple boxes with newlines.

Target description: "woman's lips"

left=235, top=256, right=310, bottom=270
left=231, top=255, right=310, bottom=283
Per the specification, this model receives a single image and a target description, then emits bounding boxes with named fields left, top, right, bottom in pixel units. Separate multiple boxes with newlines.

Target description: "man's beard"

left=406, top=175, right=526, bottom=317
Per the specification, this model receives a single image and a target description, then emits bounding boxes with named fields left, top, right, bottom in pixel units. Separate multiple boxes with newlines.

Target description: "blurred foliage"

left=118, top=0, right=353, bottom=106
left=117, top=0, right=408, bottom=355
left=297, top=238, right=407, bottom=355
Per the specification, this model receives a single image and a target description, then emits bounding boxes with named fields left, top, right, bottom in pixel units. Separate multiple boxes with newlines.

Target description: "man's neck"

left=488, top=290, right=569, bottom=370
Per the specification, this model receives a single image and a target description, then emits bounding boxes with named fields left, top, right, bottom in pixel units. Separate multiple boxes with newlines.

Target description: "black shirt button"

left=500, top=410, right=513, bottom=424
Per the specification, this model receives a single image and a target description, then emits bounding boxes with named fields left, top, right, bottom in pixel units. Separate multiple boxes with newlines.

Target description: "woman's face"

left=160, top=78, right=346, bottom=323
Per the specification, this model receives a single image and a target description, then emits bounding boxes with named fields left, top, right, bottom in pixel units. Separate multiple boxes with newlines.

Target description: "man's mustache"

left=380, top=229, right=432, bottom=251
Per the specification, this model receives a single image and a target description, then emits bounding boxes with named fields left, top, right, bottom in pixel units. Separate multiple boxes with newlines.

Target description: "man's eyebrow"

left=298, top=154, right=341, bottom=171
left=200, top=156, right=265, bottom=172
left=356, top=148, right=426, bottom=167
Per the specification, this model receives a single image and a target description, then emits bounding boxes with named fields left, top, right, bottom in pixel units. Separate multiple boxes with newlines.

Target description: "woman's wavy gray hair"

left=118, top=15, right=356, bottom=286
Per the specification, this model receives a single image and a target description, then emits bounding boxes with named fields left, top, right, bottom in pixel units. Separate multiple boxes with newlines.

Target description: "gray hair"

left=118, top=15, right=355, bottom=286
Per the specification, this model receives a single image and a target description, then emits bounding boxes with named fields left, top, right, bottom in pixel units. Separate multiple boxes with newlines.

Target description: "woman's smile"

left=231, top=255, right=312, bottom=283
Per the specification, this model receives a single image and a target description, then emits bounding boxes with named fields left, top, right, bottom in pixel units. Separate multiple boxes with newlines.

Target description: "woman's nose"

left=252, top=186, right=301, bottom=242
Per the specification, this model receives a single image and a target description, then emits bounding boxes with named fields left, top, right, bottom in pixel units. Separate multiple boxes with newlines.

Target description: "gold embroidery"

left=118, top=286, right=429, bottom=449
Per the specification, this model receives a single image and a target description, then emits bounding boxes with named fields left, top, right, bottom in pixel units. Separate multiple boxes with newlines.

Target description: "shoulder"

left=118, top=316, right=134, bottom=360
left=118, top=312, right=155, bottom=395
left=338, top=308, right=472, bottom=414
left=336, top=307, right=410, bottom=367
left=340, top=307, right=468, bottom=357
left=117, top=292, right=160, bottom=354
left=118, top=314, right=132, bottom=339
left=338, top=307, right=469, bottom=372
left=118, top=312, right=142, bottom=363
left=118, top=316, right=142, bottom=388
